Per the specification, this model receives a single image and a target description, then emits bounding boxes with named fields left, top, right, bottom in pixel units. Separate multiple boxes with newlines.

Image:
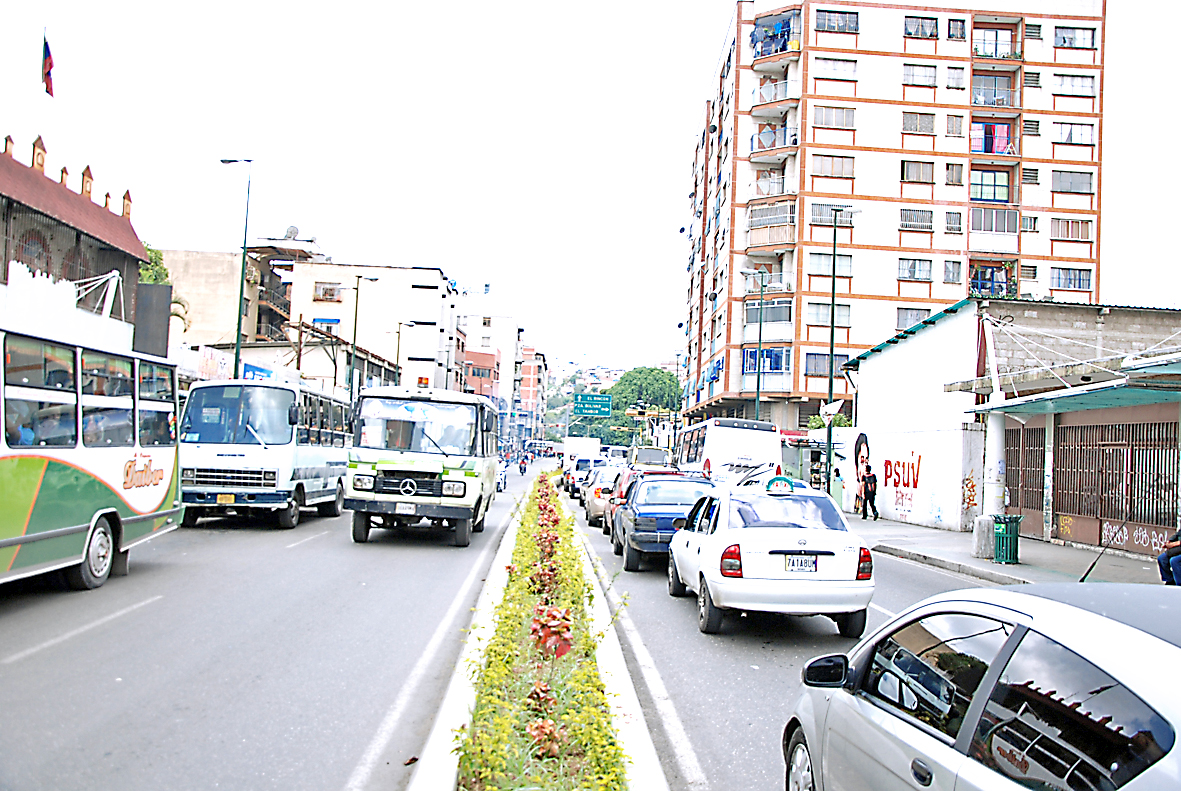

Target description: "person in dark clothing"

left=1157, top=530, right=1181, bottom=584
left=861, top=464, right=879, bottom=520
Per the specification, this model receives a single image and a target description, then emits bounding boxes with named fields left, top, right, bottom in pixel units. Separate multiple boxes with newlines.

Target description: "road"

left=566, top=481, right=992, bottom=791
left=0, top=469, right=533, bottom=791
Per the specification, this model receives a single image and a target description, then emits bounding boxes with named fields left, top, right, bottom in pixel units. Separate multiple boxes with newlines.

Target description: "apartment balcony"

left=969, top=230, right=1019, bottom=254
left=750, top=127, right=798, bottom=164
left=258, top=286, right=291, bottom=317
left=740, top=272, right=793, bottom=296
left=751, top=80, right=802, bottom=118
left=746, top=224, right=795, bottom=254
left=971, top=87, right=1021, bottom=116
left=741, top=372, right=793, bottom=392
left=742, top=321, right=793, bottom=343
left=752, top=173, right=795, bottom=199
left=256, top=323, right=288, bottom=342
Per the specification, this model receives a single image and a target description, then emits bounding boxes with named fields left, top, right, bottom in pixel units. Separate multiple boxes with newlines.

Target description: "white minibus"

left=675, top=417, right=783, bottom=484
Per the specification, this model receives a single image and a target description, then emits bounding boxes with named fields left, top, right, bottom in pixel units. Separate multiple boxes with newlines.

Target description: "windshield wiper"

left=245, top=422, right=269, bottom=450
left=421, top=431, right=449, bottom=457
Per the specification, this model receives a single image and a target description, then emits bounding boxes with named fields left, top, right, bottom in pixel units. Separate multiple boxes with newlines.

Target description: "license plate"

left=216, top=494, right=235, bottom=505
left=395, top=502, right=416, bottom=515
left=786, top=555, right=817, bottom=572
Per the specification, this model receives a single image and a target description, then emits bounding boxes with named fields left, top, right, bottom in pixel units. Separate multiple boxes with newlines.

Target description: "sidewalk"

left=849, top=514, right=1162, bottom=586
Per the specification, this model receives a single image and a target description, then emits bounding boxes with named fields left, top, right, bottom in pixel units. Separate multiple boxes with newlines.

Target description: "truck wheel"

left=453, top=518, right=472, bottom=547
left=351, top=512, right=370, bottom=543
left=277, top=496, right=301, bottom=529
left=64, top=517, right=114, bottom=590
left=181, top=507, right=200, bottom=527
left=317, top=483, right=344, bottom=517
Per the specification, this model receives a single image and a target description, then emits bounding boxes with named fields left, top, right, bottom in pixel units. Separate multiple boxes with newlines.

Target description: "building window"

left=904, top=17, right=938, bottom=38
left=947, top=67, right=966, bottom=89
left=814, top=105, right=855, bottom=128
left=744, top=298, right=793, bottom=324
left=816, top=10, right=858, bottom=33
left=1021, top=216, right=1038, bottom=232
left=1050, top=218, right=1092, bottom=240
left=481, top=336, right=491, bottom=346
left=946, top=212, right=963, bottom=233
left=312, top=318, right=339, bottom=336
left=946, top=164, right=964, bottom=185
left=902, top=112, right=935, bottom=134
left=900, top=209, right=934, bottom=231
left=810, top=203, right=855, bottom=226
left=807, top=252, right=853, bottom=277
left=481, top=316, right=492, bottom=327
left=806, top=302, right=851, bottom=327
left=900, top=161, right=934, bottom=183
left=971, top=74, right=1013, bottom=106
left=970, top=121, right=1013, bottom=154
left=970, top=264, right=1012, bottom=296
left=903, top=64, right=937, bottom=86
left=1051, top=267, right=1092, bottom=289
left=972, top=28, right=1013, bottom=58
left=815, top=57, right=857, bottom=80
left=313, top=282, right=343, bottom=302
left=947, top=115, right=963, bottom=137
left=805, top=353, right=850, bottom=377
left=1054, top=27, right=1095, bottom=48
left=897, top=307, right=931, bottom=330
left=1054, top=122, right=1095, bottom=144
left=1020, top=264, right=1038, bottom=279
left=944, top=260, right=962, bottom=283
left=970, top=170, right=1010, bottom=202
left=1025, top=24, right=1042, bottom=39
left=1054, top=74, right=1095, bottom=96
left=898, top=258, right=933, bottom=281
left=971, top=207, right=1020, bottom=233
left=948, top=19, right=966, bottom=40
left=1023, top=71, right=1041, bottom=88
left=1023, top=119, right=1040, bottom=135
left=743, top=347, right=791, bottom=374
left=813, top=155, right=855, bottom=177
left=1052, top=170, right=1093, bottom=194
left=1022, top=167, right=1039, bottom=184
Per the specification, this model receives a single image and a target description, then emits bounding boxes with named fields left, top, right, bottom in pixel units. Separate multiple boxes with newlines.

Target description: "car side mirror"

left=288, top=403, right=300, bottom=425
left=672, top=518, right=687, bottom=530
left=802, top=654, right=849, bottom=688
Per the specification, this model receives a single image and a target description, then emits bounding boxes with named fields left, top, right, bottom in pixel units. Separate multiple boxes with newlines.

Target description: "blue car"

left=613, top=474, right=714, bottom=572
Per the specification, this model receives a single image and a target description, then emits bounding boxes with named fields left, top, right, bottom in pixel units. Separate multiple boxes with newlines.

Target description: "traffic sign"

left=572, top=393, right=611, bottom=416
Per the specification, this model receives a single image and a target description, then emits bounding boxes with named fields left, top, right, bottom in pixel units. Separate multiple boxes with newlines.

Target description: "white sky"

left=3, top=2, right=1177, bottom=370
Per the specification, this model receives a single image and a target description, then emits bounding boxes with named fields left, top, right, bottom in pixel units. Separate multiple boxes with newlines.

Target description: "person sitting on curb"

left=1157, top=530, right=1181, bottom=584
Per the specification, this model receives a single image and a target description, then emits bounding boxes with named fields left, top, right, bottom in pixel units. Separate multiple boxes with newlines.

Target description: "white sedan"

left=667, top=479, right=874, bottom=636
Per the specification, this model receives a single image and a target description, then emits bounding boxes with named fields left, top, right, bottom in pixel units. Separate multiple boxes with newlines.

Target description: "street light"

left=221, top=158, right=253, bottom=378
left=827, top=206, right=860, bottom=495
left=395, top=321, right=415, bottom=385
left=348, top=274, right=379, bottom=399
left=741, top=268, right=772, bottom=421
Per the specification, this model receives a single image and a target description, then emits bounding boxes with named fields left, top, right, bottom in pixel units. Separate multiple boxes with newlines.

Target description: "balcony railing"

left=753, top=174, right=793, bottom=197
left=747, top=225, right=796, bottom=247
left=973, top=42, right=1022, bottom=59
left=257, top=323, right=288, bottom=342
left=972, top=87, right=1019, bottom=107
left=751, top=127, right=799, bottom=152
left=749, top=203, right=795, bottom=228
left=258, top=286, right=291, bottom=316
left=752, top=80, right=800, bottom=105
left=753, top=36, right=801, bottom=58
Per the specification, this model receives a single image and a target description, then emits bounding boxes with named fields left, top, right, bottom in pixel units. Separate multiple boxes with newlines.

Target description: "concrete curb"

left=405, top=496, right=523, bottom=791
left=873, top=543, right=1029, bottom=586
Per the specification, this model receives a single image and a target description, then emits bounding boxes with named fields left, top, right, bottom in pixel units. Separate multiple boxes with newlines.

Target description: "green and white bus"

left=1, top=327, right=181, bottom=590
left=346, top=386, right=498, bottom=547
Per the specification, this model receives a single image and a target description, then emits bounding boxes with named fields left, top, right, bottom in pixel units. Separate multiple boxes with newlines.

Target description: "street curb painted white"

left=405, top=496, right=523, bottom=791
left=872, top=543, right=1028, bottom=586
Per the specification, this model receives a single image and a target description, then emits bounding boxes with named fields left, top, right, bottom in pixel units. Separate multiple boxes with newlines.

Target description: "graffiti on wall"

left=962, top=470, right=978, bottom=512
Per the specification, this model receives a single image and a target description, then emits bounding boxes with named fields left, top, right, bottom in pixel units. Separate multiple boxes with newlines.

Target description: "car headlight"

left=263, top=470, right=277, bottom=483
left=181, top=468, right=195, bottom=481
left=442, top=481, right=466, bottom=497
left=353, top=475, right=374, bottom=491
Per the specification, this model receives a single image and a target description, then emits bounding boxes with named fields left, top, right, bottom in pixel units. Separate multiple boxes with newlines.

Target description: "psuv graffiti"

left=884, top=453, right=922, bottom=511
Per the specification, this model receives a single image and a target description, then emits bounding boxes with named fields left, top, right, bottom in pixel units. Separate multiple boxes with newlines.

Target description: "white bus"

left=675, top=417, right=784, bottom=484
left=179, top=380, right=351, bottom=528
left=346, top=386, right=498, bottom=547
left=1, top=328, right=181, bottom=589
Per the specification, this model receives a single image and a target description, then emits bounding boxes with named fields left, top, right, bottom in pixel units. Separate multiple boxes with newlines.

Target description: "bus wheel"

left=318, top=483, right=344, bottom=518
left=453, top=518, right=472, bottom=547
left=351, top=512, right=370, bottom=543
left=64, top=517, right=114, bottom=590
left=277, top=495, right=301, bottom=529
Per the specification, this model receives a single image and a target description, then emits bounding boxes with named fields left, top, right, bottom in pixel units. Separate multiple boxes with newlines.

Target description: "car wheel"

left=588, top=513, right=599, bottom=528
left=836, top=609, right=867, bottom=639
left=785, top=727, right=815, bottom=791
left=698, top=579, right=723, bottom=634
left=351, top=512, right=370, bottom=543
left=602, top=517, right=611, bottom=536
left=181, top=507, right=200, bottom=527
left=276, top=495, right=301, bottom=529
left=453, top=518, right=472, bottom=547
left=63, top=517, right=115, bottom=590
left=317, top=483, right=344, bottom=517
left=623, top=541, right=641, bottom=572
left=612, top=526, right=623, bottom=557
left=668, top=554, right=688, bottom=597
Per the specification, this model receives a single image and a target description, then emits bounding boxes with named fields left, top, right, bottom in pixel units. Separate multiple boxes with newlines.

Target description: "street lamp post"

left=347, top=275, right=378, bottom=400
left=741, top=269, right=770, bottom=421
left=221, top=158, right=253, bottom=378
left=395, top=321, right=416, bottom=385
left=826, top=206, right=859, bottom=495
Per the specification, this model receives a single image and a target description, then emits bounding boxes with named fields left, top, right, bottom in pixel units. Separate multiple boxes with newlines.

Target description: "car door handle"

left=910, top=758, right=932, bottom=787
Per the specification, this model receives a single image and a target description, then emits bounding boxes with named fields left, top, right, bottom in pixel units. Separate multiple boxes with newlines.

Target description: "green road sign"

left=572, top=393, right=611, bottom=417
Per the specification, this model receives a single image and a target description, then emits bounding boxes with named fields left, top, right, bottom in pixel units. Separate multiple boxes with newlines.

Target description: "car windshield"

left=635, top=479, right=713, bottom=506
left=357, top=397, right=476, bottom=455
left=180, top=385, right=295, bottom=445
left=729, top=495, right=847, bottom=531
left=634, top=448, right=669, bottom=464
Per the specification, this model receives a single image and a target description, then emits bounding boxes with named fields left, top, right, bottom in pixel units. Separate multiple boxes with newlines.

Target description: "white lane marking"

left=286, top=530, right=329, bottom=549
left=582, top=540, right=710, bottom=791
left=342, top=498, right=521, bottom=791
left=870, top=603, right=896, bottom=618
left=2, top=595, right=164, bottom=665
left=877, top=553, right=996, bottom=586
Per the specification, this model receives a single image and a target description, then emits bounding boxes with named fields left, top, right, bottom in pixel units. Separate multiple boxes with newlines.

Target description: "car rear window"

left=575, top=459, right=591, bottom=471
left=729, top=495, right=847, bottom=531
left=634, top=448, right=669, bottom=464
left=635, top=480, right=713, bottom=506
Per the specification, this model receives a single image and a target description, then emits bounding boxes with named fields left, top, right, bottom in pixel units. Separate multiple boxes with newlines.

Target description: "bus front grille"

left=192, top=468, right=268, bottom=488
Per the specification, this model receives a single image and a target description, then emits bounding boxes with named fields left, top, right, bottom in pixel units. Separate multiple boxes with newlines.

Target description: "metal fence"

left=1005, top=427, right=1045, bottom=511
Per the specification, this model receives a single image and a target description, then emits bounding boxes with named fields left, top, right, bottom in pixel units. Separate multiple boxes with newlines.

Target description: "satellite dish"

left=284, top=226, right=299, bottom=239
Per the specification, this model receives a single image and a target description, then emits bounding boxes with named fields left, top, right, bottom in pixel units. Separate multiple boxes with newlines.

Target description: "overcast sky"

left=3, top=2, right=1177, bottom=371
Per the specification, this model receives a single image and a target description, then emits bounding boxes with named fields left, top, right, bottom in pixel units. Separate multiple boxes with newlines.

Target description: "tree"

left=566, top=367, right=680, bottom=447
left=807, top=413, right=852, bottom=429
left=139, top=243, right=170, bottom=284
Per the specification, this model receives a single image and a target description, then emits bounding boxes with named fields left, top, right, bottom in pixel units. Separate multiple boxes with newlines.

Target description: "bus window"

left=317, top=398, right=329, bottom=445
left=332, top=403, right=345, bottom=447
left=5, top=399, right=76, bottom=447
left=138, top=362, right=175, bottom=402
left=83, top=405, right=134, bottom=447
left=81, top=352, right=133, bottom=397
left=179, top=385, right=295, bottom=445
left=139, top=408, right=176, bottom=446
left=4, top=334, right=75, bottom=390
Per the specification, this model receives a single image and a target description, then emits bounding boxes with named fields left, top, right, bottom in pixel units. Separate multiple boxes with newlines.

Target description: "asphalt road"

left=0, top=469, right=533, bottom=791
left=566, top=481, right=993, bottom=791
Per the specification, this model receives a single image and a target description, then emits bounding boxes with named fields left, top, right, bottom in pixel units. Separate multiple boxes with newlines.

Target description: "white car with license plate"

left=667, top=477, right=874, bottom=636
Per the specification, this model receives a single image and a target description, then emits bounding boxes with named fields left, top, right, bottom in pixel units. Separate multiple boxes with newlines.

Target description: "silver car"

left=584, top=466, right=623, bottom=529
left=783, top=583, right=1181, bottom=791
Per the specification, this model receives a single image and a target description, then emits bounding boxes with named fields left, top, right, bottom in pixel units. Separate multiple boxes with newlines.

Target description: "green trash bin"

left=993, top=515, right=1022, bottom=564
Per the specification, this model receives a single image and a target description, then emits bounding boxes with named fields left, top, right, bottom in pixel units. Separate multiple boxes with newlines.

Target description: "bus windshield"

left=358, top=397, right=477, bottom=455
left=180, top=385, right=295, bottom=445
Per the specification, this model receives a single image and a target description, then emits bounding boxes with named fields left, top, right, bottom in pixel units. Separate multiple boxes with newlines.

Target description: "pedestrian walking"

left=861, top=463, right=879, bottom=521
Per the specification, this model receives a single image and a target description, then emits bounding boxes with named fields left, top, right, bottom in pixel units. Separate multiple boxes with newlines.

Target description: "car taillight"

left=720, top=544, right=742, bottom=578
left=857, top=547, right=873, bottom=580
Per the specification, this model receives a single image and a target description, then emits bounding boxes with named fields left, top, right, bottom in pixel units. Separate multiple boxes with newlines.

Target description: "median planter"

left=455, top=473, right=626, bottom=791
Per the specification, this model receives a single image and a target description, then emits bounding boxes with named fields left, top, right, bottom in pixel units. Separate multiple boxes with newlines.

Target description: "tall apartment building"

left=684, top=0, right=1104, bottom=429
